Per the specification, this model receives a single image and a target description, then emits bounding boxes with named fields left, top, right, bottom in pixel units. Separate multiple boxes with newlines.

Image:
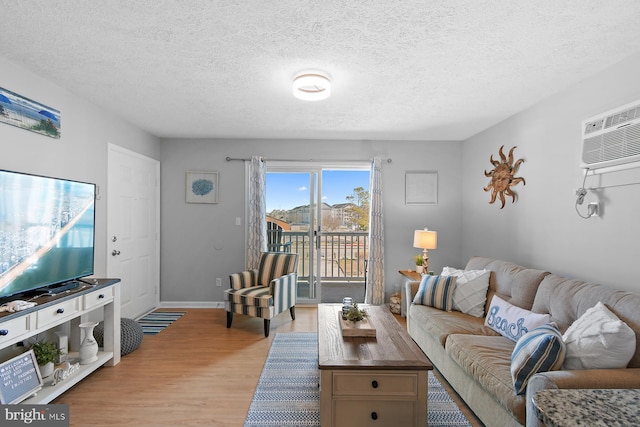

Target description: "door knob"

left=112, top=250, right=121, bottom=256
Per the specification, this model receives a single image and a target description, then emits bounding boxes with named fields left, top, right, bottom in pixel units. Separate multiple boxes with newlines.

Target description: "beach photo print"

left=0, top=86, right=61, bottom=138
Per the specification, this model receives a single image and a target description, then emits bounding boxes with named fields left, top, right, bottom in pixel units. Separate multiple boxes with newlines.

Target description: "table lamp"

left=413, top=228, right=437, bottom=273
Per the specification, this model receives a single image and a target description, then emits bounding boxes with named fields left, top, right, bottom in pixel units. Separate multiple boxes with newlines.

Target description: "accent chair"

left=224, top=252, right=298, bottom=337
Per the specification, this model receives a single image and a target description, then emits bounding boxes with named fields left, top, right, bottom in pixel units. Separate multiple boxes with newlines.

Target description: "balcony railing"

left=270, top=230, right=369, bottom=285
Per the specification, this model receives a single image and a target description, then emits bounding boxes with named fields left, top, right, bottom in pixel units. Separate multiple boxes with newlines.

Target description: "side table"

left=398, top=270, right=422, bottom=317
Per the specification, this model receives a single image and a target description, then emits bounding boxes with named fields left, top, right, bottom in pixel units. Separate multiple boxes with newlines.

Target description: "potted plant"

left=344, top=302, right=367, bottom=322
left=31, top=341, right=61, bottom=378
left=414, top=255, right=424, bottom=273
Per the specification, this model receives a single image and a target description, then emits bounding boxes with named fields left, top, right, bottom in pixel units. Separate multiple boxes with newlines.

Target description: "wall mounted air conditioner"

left=581, top=99, right=640, bottom=170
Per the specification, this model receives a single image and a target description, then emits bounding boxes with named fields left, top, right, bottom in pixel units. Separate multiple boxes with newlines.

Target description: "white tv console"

left=0, top=279, right=121, bottom=404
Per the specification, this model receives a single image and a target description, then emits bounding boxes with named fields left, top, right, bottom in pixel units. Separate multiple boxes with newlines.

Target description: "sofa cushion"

left=532, top=274, right=640, bottom=368
left=511, top=323, right=565, bottom=395
left=446, top=334, right=526, bottom=424
left=464, top=257, right=549, bottom=314
left=408, top=304, right=499, bottom=346
left=442, top=267, right=491, bottom=317
left=225, top=285, right=272, bottom=308
left=562, top=301, right=636, bottom=369
left=413, top=275, right=457, bottom=311
left=485, top=295, right=551, bottom=342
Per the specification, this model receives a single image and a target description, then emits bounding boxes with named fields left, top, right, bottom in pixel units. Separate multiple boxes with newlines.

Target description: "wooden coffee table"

left=318, top=304, right=432, bottom=427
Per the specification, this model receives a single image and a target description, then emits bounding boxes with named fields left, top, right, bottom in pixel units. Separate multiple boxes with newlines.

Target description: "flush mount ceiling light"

left=292, top=73, right=331, bottom=101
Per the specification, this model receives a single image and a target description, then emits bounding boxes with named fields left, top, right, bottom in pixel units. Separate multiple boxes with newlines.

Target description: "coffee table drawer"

left=334, top=399, right=417, bottom=426
left=333, top=371, right=418, bottom=397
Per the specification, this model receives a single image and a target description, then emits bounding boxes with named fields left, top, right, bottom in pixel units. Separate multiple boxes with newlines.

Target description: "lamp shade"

left=413, top=229, right=437, bottom=250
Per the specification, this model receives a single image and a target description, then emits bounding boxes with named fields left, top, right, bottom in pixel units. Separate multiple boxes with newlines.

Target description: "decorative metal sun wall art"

left=483, top=145, right=526, bottom=209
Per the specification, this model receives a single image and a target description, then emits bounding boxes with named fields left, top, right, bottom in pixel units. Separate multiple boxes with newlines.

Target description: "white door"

left=107, top=144, right=160, bottom=319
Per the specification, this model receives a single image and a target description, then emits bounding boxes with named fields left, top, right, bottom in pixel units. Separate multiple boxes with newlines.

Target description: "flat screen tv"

left=0, top=169, right=96, bottom=301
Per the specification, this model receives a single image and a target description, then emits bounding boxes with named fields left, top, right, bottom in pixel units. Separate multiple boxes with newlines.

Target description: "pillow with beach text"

left=484, top=295, right=551, bottom=342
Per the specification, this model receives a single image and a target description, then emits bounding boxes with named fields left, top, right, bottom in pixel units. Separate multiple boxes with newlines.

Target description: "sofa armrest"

left=405, top=280, right=420, bottom=303
left=525, top=368, right=640, bottom=427
left=270, top=272, right=298, bottom=314
left=404, top=280, right=420, bottom=325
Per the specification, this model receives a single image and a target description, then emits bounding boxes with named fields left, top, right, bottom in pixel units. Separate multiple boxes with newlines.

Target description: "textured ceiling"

left=2, top=1, right=640, bottom=141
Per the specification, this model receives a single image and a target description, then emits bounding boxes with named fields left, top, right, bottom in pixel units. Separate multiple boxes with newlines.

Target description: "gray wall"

left=4, top=47, right=640, bottom=305
left=160, top=139, right=463, bottom=303
left=461, top=52, right=640, bottom=292
left=0, top=56, right=160, bottom=278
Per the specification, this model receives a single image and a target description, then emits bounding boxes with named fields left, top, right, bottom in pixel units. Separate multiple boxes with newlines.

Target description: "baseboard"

left=158, top=302, right=383, bottom=309
left=159, top=301, right=225, bottom=309
left=158, top=301, right=324, bottom=308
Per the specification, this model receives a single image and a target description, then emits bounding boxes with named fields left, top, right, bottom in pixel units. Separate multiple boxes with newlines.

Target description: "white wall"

left=461, top=52, right=640, bottom=292
left=159, top=138, right=463, bottom=303
left=0, top=56, right=160, bottom=278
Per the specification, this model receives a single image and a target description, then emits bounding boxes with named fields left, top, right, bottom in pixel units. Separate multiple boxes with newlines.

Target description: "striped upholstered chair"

left=224, top=252, right=298, bottom=337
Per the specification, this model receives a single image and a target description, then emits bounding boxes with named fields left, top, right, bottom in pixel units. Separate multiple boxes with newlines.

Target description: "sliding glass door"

left=266, top=167, right=321, bottom=303
left=266, top=163, right=370, bottom=304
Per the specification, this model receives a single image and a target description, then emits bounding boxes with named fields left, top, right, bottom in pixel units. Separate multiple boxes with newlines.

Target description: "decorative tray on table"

left=338, top=312, right=376, bottom=338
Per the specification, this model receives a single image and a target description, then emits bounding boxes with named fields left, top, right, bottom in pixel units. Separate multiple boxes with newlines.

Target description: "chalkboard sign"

left=0, top=350, right=44, bottom=404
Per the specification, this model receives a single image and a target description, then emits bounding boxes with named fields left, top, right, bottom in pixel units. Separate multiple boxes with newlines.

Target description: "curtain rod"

left=225, top=156, right=392, bottom=163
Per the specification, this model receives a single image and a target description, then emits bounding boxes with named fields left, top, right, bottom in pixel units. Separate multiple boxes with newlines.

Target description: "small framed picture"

left=405, top=171, right=438, bottom=205
left=186, top=171, right=218, bottom=204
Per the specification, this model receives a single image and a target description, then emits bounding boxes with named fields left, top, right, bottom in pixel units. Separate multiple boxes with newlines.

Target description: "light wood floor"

left=54, top=307, right=483, bottom=426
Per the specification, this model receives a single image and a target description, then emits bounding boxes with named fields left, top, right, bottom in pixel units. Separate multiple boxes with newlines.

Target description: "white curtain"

left=365, top=156, right=385, bottom=305
left=247, top=156, right=267, bottom=269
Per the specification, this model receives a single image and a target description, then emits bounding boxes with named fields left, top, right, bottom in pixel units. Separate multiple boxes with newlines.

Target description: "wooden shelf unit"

left=0, top=279, right=121, bottom=404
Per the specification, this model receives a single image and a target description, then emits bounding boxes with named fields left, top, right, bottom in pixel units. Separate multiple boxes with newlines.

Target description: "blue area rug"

left=136, top=311, right=186, bottom=335
left=244, top=332, right=472, bottom=427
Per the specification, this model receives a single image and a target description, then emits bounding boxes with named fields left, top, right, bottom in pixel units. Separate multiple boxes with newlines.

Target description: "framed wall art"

left=186, top=171, right=219, bottom=204
left=0, top=86, right=61, bottom=138
left=405, top=171, right=438, bottom=205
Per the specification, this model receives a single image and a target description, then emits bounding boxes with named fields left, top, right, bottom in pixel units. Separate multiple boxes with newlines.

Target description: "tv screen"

left=0, top=169, right=96, bottom=300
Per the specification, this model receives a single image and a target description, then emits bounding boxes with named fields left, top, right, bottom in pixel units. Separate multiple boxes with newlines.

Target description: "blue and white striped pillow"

left=511, top=323, right=566, bottom=395
left=412, top=275, right=457, bottom=311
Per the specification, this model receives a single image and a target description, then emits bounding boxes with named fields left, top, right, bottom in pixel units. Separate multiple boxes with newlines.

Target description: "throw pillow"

left=562, top=301, right=636, bottom=370
left=484, top=295, right=551, bottom=342
left=511, top=323, right=566, bottom=395
left=442, top=267, right=491, bottom=317
left=412, top=275, right=457, bottom=311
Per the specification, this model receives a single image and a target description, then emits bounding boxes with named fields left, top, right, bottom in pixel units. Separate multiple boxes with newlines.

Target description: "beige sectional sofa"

left=405, top=256, right=640, bottom=427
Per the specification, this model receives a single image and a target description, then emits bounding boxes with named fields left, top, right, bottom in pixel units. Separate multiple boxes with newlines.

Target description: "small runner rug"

left=137, top=311, right=186, bottom=335
left=244, top=332, right=471, bottom=427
